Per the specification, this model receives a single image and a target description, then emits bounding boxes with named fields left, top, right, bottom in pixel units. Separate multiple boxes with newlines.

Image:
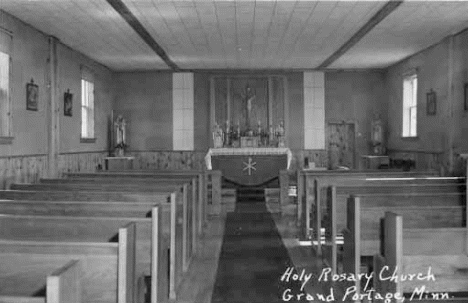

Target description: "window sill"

left=80, top=137, right=96, bottom=144
left=0, top=137, right=14, bottom=145
left=401, top=136, right=419, bottom=141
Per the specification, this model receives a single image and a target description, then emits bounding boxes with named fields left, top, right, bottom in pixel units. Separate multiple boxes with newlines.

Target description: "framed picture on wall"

left=64, top=90, right=73, bottom=117
left=464, top=83, right=468, bottom=111
left=426, top=90, right=436, bottom=116
left=26, top=79, right=38, bottom=111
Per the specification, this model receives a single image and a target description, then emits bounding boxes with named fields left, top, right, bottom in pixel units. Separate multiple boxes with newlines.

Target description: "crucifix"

left=241, top=85, right=256, bottom=131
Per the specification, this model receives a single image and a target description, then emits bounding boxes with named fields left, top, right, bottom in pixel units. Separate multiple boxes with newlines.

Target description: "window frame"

left=0, top=29, right=13, bottom=145
left=80, top=78, right=95, bottom=142
left=402, top=73, right=418, bottom=138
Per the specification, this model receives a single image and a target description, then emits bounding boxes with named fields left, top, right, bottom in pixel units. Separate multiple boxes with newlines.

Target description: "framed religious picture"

left=26, top=79, right=38, bottom=111
left=464, top=83, right=468, bottom=111
left=64, top=89, right=73, bottom=116
left=426, top=90, right=436, bottom=116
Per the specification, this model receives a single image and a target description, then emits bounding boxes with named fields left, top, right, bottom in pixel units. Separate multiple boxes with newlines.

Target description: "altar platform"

left=205, top=148, right=292, bottom=186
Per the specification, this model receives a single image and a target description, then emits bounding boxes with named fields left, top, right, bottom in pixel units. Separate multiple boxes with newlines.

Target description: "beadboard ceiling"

left=1, top=0, right=468, bottom=71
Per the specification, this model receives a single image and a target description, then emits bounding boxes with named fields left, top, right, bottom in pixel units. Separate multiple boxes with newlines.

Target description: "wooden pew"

left=0, top=218, right=136, bottom=303
left=341, top=198, right=466, bottom=300
left=8, top=181, right=199, bottom=278
left=0, top=259, right=80, bottom=303
left=323, top=181, right=465, bottom=235
left=42, top=174, right=208, bottom=235
left=373, top=212, right=468, bottom=301
left=0, top=202, right=168, bottom=303
left=296, top=170, right=441, bottom=228
left=308, top=179, right=464, bottom=254
left=0, top=195, right=185, bottom=302
left=329, top=192, right=465, bottom=273
left=63, top=169, right=222, bottom=217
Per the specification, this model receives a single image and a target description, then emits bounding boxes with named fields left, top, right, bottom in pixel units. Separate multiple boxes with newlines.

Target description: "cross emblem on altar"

left=242, top=157, right=257, bottom=176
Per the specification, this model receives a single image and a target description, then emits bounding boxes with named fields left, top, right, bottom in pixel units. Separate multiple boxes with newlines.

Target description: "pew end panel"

left=207, top=170, right=222, bottom=216
left=0, top=240, right=120, bottom=303
left=0, top=259, right=81, bottom=303
left=169, top=190, right=184, bottom=300
left=279, top=169, right=290, bottom=212
left=380, top=213, right=468, bottom=297
left=118, top=222, right=137, bottom=303
left=297, top=169, right=303, bottom=227
left=151, top=206, right=167, bottom=303
left=182, top=183, right=192, bottom=273
left=322, top=186, right=337, bottom=274
left=342, top=196, right=361, bottom=295
left=46, top=260, right=81, bottom=303
left=373, top=254, right=395, bottom=303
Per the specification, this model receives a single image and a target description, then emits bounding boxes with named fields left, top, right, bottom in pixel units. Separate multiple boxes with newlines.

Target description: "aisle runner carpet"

left=211, top=187, right=307, bottom=303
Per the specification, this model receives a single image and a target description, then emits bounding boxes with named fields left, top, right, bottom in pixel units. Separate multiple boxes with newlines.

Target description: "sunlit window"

left=402, top=74, right=417, bottom=137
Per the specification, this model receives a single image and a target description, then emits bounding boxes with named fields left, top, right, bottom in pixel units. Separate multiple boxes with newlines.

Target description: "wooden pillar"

left=182, top=183, right=188, bottom=272
left=279, top=170, right=289, bottom=214
left=209, top=77, right=216, bottom=148
left=191, top=178, right=197, bottom=256
left=283, top=76, right=289, bottom=147
left=314, top=179, right=322, bottom=256
left=447, top=36, right=455, bottom=175
left=226, top=77, right=231, bottom=123
left=460, top=154, right=468, bottom=254
left=210, top=170, right=222, bottom=216
left=47, top=36, right=60, bottom=178
left=268, top=76, right=273, bottom=127
left=296, top=170, right=303, bottom=227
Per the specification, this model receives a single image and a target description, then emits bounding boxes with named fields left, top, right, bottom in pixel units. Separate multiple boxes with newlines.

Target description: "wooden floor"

left=174, top=212, right=322, bottom=303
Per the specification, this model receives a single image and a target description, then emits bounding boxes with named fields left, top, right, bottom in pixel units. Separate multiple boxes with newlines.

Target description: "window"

left=402, top=74, right=418, bottom=137
left=0, top=29, right=12, bottom=143
left=81, top=78, right=95, bottom=139
left=0, top=51, right=10, bottom=137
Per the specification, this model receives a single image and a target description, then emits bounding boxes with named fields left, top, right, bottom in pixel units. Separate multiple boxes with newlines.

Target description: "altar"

left=205, top=148, right=292, bottom=186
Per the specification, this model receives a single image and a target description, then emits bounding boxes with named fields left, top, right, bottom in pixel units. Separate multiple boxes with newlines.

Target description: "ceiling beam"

left=107, top=0, right=180, bottom=71
left=317, top=0, right=403, bottom=69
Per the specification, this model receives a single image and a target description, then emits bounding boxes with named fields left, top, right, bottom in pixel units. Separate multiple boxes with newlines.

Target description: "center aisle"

left=211, top=187, right=307, bottom=303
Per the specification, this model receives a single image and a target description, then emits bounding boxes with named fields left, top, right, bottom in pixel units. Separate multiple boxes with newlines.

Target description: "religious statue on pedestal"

left=371, top=113, right=385, bottom=155
left=213, top=122, right=224, bottom=148
left=114, top=115, right=127, bottom=157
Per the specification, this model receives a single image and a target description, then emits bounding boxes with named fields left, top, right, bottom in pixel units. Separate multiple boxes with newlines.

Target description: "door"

left=327, top=122, right=355, bottom=169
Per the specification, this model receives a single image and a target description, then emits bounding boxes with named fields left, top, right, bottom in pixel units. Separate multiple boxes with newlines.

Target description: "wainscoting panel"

left=0, top=151, right=108, bottom=189
left=58, top=151, right=108, bottom=176
left=387, top=150, right=446, bottom=175
left=0, top=154, right=48, bottom=189
left=129, top=151, right=207, bottom=171
left=289, top=149, right=328, bottom=171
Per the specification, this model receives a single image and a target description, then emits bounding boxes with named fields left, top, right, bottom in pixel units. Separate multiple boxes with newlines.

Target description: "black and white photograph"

left=64, top=90, right=73, bottom=117
left=1, top=1, right=468, bottom=303
left=26, top=78, right=38, bottom=111
left=426, top=90, right=436, bottom=116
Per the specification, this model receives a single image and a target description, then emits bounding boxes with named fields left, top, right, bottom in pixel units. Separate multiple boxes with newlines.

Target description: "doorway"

left=327, top=121, right=356, bottom=169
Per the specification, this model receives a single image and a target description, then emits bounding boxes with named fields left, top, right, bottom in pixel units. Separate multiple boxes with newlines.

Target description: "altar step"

left=221, top=189, right=236, bottom=214
left=221, top=187, right=281, bottom=214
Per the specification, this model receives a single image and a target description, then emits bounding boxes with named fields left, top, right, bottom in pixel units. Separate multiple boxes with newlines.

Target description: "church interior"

left=1, top=0, right=468, bottom=302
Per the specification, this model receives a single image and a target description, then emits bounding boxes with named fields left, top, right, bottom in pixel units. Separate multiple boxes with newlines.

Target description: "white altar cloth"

left=205, top=147, right=292, bottom=170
